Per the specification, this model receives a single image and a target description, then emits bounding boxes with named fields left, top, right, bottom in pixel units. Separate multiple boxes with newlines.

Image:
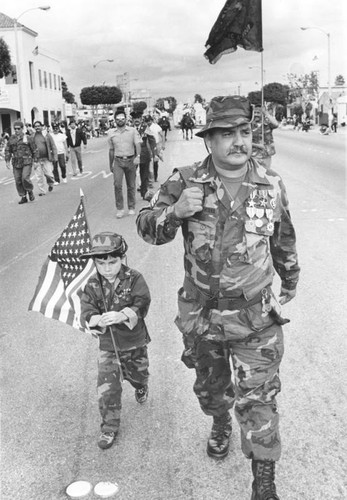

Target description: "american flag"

left=28, top=195, right=96, bottom=330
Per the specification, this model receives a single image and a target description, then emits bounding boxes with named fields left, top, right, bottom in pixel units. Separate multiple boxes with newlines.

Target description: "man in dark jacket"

left=66, top=119, right=87, bottom=176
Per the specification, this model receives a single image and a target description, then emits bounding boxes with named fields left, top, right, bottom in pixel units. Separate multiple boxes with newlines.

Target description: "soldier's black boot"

left=206, top=413, right=232, bottom=459
left=251, top=459, right=280, bottom=500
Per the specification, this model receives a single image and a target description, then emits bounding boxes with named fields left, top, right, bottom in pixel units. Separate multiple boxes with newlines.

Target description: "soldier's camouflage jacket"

left=136, top=155, right=300, bottom=304
left=5, top=133, right=38, bottom=168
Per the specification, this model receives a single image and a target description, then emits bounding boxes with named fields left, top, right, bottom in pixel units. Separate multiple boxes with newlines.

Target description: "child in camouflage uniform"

left=80, top=232, right=151, bottom=449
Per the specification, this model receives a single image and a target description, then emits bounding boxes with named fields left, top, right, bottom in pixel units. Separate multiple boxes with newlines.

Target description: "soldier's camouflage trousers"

left=176, top=292, right=284, bottom=461
left=97, top=346, right=149, bottom=433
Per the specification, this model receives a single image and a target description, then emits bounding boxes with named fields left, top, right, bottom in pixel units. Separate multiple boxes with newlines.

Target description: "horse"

left=180, top=113, right=195, bottom=140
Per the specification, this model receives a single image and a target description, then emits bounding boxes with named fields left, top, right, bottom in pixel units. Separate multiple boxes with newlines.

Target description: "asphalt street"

left=0, top=125, right=346, bottom=499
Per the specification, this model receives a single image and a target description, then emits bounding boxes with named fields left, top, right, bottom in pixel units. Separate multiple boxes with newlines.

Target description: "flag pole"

left=80, top=190, right=124, bottom=383
left=261, top=51, right=265, bottom=146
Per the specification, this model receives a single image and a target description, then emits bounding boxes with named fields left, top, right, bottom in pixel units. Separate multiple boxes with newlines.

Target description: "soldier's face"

left=14, top=126, right=22, bottom=136
left=206, top=124, right=252, bottom=170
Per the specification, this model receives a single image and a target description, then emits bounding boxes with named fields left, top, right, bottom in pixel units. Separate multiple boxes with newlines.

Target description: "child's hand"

left=99, top=311, right=126, bottom=327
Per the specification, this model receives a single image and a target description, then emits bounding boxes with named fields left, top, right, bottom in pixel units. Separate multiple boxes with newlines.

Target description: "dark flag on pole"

left=204, top=0, right=263, bottom=64
left=28, top=193, right=96, bottom=331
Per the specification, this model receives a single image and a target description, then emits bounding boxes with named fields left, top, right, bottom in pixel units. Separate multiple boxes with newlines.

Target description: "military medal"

left=266, top=207, right=274, bottom=232
left=245, top=220, right=256, bottom=231
left=270, top=199, right=276, bottom=209
left=255, top=219, right=263, bottom=227
left=246, top=206, right=256, bottom=218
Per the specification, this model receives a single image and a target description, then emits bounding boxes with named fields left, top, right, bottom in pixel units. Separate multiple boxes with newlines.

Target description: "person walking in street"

left=51, top=123, right=69, bottom=184
left=136, top=116, right=158, bottom=201
left=80, top=232, right=151, bottom=450
left=5, top=120, right=38, bottom=204
left=251, top=105, right=279, bottom=169
left=331, top=113, right=338, bottom=133
left=66, top=119, right=87, bottom=176
left=158, top=115, right=171, bottom=141
left=108, top=109, right=141, bottom=218
left=145, top=115, right=164, bottom=182
left=32, top=121, right=57, bottom=196
left=136, top=95, right=300, bottom=500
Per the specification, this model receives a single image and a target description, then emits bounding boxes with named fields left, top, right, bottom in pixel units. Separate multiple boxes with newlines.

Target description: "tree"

left=80, top=86, right=122, bottom=106
left=263, top=82, right=289, bottom=106
left=286, top=71, right=319, bottom=101
left=155, top=96, right=177, bottom=114
left=132, top=101, right=147, bottom=115
left=80, top=85, right=122, bottom=128
left=247, top=90, right=262, bottom=106
left=335, top=74, right=345, bottom=86
left=0, top=38, right=12, bottom=79
left=61, top=78, right=76, bottom=104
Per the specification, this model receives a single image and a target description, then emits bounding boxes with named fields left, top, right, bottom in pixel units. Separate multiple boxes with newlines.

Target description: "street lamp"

left=300, top=26, right=331, bottom=103
left=93, top=59, right=114, bottom=68
left=92, top=59, right=114, bottom=128
left=14, top=6, right=51, bottom=120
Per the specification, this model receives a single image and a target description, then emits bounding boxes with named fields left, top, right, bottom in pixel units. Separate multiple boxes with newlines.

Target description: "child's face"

left=95, top=255, right=122, bottom=282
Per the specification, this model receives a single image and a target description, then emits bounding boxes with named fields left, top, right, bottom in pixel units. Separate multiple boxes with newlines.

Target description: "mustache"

left=228, top=146, right=248, bottom=154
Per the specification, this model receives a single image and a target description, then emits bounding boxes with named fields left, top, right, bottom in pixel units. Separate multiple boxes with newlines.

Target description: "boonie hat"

left=195, top=95, right=253, bottom=137
left=80, top=232, right=128, bottom=259
left=13, top=120, right=24, bottom=128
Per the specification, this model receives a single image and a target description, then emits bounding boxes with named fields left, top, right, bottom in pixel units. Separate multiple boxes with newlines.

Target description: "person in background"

left=251, top=105, right=279, bottom=169
left=5, top=120, right=38, bottom=204
left=32, top=121, right=57, bottom=196
left=66, top=119, right=87, bottom=176
left=330, top=113, right=338, bottom=133
left=158, top=115, right=171, bottom=141
left=108, top=109, right=141, bottom=218
left=145, top=115, right=165, bottom=182
left=51, top=123, right=69, bottom=184
left=136, top=95, right=300, bottom=500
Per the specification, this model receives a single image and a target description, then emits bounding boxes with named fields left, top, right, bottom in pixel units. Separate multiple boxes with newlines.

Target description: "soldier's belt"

left=183, top=277, right=262, bottom=311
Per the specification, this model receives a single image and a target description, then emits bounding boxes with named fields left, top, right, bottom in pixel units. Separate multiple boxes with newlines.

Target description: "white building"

left=0, top=11, right=64, bottom=134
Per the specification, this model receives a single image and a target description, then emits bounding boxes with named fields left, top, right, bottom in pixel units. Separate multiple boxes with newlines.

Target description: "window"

left=58, top=76, right=61, bottom=91
left=49, top=73, right=52, bottom=89
left=38, top=69, right=42, bottom=87
left=54, top=74, right=57, bottom=90
left=5, top=65, right=17, bottom=85
left=44, top=71, right=47, bottom=88
left=29, top=62, right=34, bottom=89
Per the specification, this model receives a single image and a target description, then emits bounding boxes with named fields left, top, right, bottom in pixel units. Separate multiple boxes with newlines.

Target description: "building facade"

left=0, top=12, right=64, bottom=134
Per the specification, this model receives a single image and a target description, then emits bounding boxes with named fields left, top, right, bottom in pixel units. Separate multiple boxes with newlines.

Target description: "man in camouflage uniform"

left=136, top=96, right=300, bottom=500
left=5, top=120, right=38, bottom=204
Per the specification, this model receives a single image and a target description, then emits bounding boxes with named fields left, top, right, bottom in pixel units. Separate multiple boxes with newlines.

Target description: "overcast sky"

left=6, top=0, right=347, bottom=104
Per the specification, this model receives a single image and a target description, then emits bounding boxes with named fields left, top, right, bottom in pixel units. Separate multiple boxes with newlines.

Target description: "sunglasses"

left=14, top=127, right=21, bottom=130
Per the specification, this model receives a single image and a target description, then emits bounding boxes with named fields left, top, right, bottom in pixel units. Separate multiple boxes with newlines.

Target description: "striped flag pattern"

left=28, top=196, right=96, bottom=331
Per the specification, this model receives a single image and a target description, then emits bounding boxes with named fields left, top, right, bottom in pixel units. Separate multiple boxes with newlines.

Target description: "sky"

left=5, top=0, right=347, bottom=105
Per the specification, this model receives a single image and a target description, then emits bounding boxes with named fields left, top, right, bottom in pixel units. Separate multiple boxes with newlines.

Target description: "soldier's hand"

left=174, top=187, right=203, bottom=218
left=279, top=287, right=296, bottom=305
left=6, top=162, right=10, bottom=170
